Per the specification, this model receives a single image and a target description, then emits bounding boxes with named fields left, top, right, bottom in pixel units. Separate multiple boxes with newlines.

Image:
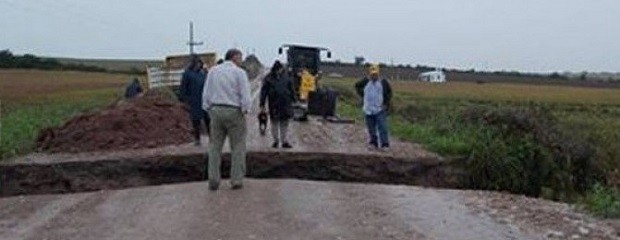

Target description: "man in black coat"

left=180, top=56, right=210, bottom=145
left=259, top=61, right=296, bottom=149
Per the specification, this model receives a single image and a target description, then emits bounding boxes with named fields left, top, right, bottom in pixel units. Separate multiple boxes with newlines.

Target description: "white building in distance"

left=418, top=69, right=447, bottom=83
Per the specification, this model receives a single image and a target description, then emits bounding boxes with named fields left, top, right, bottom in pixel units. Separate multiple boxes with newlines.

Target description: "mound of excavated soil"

left=36, top=91, right=193, bottom=153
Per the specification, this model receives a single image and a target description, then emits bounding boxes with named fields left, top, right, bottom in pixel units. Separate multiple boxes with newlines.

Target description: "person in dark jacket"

left=180, top=56, right=210, bottom=145
left=124, top=78, right=143, bottom=99
left=354, top=64, right=392, bottom=151
left=259, top=60, right=296, bottom=149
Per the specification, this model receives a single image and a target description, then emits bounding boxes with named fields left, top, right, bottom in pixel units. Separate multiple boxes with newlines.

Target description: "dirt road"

left=1, top=180, right=535, bottom=240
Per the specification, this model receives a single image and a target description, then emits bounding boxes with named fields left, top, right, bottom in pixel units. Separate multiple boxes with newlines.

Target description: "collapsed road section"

left=0, top=151, right=459, bottom=197
left=2, top=63, right=455, bottom=198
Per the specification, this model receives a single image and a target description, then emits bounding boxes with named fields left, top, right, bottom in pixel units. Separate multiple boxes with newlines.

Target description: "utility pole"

left=390, top=58, right=396, bottom=80
left=187, top=21, right=203, bottom=55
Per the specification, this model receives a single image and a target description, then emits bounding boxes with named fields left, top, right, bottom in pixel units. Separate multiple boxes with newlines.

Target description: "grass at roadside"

left=325, top=78, right=620, bottom=216
left=336, top=102, right=474, bottom=156
left=1, top=89, right=121, bottom=160
left=582, top=183, right=620, bottom=218
left=326, top=78, right=620, bottom=158
left=0, top=70, right=134, bottom=160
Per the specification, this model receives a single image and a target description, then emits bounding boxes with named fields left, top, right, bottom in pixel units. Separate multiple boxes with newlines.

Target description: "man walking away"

left=180, top=56, right=210, bottom=146
left=202, top=49, right=251, bottom=191
left=259, top=60, right=295, bottom=149
left=355, top=64, right=392, bottom=151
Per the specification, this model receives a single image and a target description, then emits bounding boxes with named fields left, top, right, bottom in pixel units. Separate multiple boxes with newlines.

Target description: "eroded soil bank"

left=0, top=151, right=458, bottom=197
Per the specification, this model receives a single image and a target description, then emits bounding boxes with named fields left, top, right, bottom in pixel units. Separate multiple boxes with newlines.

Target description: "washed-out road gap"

left=0, top=69, right=595, bottom=240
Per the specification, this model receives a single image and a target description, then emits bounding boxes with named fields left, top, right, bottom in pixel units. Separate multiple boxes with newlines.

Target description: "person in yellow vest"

left=299, top=69, right=316, bottom=101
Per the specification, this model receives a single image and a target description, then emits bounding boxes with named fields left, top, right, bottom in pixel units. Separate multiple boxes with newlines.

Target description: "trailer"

left=418, top=69, right=447, bottom=83
left=146, top=52, right=216, bottom=89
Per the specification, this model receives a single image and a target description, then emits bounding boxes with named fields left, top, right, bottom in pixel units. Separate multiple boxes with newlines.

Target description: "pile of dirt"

left=36, top=91, right=193, bottom=153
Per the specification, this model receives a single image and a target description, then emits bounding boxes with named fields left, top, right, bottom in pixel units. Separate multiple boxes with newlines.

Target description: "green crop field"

left=0, top=70, right=141, bottom=160
left=328, top=78, right=620, bottom=105
left=325, top=77, right=620, bottom=158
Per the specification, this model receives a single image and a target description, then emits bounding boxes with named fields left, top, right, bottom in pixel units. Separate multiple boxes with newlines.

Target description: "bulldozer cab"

left=279, top=45, right=331, bottom=76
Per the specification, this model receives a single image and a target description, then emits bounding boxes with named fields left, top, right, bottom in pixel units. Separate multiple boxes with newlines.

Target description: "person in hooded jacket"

left=259, top=61, right=296, bottom=149
left=124, top=78, right=143, bottom=99
left=180, top=56, right=210, bottom=145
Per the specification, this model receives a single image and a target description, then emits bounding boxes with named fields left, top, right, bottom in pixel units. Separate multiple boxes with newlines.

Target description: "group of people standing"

left=258, top=61, right=393, bottom=151
left=178, top=48, right=393, bottom=191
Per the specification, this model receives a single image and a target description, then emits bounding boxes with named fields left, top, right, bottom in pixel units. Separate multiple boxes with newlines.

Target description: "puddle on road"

left=0, top=152, right=462, bottom=197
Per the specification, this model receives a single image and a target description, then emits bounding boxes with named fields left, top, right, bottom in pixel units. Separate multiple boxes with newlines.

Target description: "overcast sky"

left=1, top=0, right=618, bottom=72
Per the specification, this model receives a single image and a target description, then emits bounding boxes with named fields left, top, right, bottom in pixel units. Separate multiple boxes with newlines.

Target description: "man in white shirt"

left=202, top=49, right=251, bottom=191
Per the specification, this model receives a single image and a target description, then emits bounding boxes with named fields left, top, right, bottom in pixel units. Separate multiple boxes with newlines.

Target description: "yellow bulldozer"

left=278, top=44, right=340, bottom=121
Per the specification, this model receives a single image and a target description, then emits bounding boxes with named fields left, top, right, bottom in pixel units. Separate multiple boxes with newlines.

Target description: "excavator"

left=278, top=44, right=347, bottom=122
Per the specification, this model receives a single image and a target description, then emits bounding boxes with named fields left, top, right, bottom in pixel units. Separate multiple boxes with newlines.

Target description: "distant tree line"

left=0, top=50, right=134, bottom=73
left=324, top=59, right=568, bottom=80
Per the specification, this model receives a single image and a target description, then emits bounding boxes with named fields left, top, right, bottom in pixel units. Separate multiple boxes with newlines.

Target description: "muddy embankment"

left=0, top=152, right=463, bottom=197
